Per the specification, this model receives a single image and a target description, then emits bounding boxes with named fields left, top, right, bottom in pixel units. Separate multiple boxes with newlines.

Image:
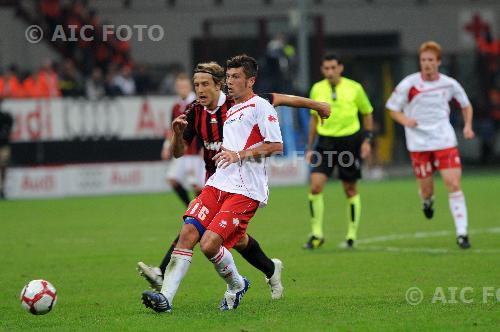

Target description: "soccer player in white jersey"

left=386, top=41, right=475, bottom=249
left=141, top=54, right=283, bottom=312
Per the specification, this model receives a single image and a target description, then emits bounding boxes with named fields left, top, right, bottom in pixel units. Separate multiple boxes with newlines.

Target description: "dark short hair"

left=322, top=54, right=342, bottom=65
left=226, top=54, right=258, bottom=78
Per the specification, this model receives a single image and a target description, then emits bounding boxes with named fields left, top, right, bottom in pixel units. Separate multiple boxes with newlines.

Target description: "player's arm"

left=170, top=114, right=188, bottom=158
left=306, top=115, right=318, bottom=164
left=270, top=93, right=331, bottom=123
left=389, top=110, right=417, bottom=128
left=213, top=143, right=283, bottom=169
left=461, top=104, right=475, bottom=139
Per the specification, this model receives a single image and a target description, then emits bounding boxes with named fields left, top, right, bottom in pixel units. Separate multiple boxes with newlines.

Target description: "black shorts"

left=310, top=131, right=363, bottom=181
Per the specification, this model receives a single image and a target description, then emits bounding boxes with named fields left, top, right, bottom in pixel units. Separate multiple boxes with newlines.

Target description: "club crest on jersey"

left=268, top=115, right=277, bottom=122
left=204, top=140, right=222, bottom=151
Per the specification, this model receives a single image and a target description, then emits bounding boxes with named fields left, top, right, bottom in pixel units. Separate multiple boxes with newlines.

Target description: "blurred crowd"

left=0, top=59, right=168, bottom=99
left=0, top=0, right=187, bottom=99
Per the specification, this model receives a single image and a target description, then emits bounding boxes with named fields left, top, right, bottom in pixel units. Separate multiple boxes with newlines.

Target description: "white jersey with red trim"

left=206, top=95, right=283, bottom=207
left=386, top=72, right=471, bottom=152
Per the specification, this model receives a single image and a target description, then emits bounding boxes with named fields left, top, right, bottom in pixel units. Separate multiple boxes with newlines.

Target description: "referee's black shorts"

left=310, top=131, right=363, bottom=182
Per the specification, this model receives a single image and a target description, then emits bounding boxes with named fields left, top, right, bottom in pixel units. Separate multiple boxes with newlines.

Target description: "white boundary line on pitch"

left=337, top=227, right=500, bottom=254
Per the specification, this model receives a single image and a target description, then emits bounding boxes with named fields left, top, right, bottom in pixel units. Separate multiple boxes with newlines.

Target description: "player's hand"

left=463, top=125, right=475, bottom=140
left=314, top=102, right=331, bottom=125
left=360, top=140, right=371, bottom=159
left=172, top=114, right=188, bottom=135
left=213, top=146, right=239, bottom=169
left=404, top=118, right=418, bottom=128
left=305, top=149, right=313, bottom=164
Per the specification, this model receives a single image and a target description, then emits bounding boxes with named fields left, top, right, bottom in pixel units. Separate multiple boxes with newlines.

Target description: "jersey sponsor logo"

left=203, top=140, right=222, bottom=151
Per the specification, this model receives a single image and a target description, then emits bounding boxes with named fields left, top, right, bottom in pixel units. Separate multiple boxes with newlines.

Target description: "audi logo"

left=63, top=98, right=125, bottom=140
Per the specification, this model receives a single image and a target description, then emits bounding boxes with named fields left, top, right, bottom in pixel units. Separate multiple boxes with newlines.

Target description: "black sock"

left=237, top=235, right=275, bottom=279
left=172, top=184, right=191, bottom=207
left=159, top=234, right=180, bottom=275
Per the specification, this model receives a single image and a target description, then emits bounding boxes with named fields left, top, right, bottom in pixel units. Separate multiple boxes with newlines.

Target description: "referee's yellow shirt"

left=310, top=77, right=373, bottom=137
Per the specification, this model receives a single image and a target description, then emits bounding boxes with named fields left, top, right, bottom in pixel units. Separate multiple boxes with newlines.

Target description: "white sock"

left=209, top=246, right=244, bottom=292
left=160, top=248, right=193, bottom=304
left=448, top=191, right=468, bottom=236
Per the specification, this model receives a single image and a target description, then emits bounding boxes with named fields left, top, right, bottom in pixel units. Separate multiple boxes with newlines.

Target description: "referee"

left=304, top=54, right=374, bottom=249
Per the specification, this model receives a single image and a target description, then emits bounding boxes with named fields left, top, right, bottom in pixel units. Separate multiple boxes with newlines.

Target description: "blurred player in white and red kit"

left=162, top=73, right=204, bottom=206
left=386, top=41, right=475, bottom=249
left=142, top=55, right=283, bottom=312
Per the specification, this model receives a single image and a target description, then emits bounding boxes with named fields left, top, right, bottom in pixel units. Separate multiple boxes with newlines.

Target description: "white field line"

left=337, top=227, right=500, bottom=254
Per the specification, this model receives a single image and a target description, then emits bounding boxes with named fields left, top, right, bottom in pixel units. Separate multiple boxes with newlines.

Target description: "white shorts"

left=166, top=155, right=205, bottom=189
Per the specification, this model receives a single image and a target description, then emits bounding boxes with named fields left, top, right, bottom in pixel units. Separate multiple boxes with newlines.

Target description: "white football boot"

left=137, top=262, right=163, bottom=291
left=266, top=258, right=284, bottom=300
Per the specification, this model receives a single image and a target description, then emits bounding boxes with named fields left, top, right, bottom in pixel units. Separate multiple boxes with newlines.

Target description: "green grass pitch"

left=1, top=174, right=499, bottom=331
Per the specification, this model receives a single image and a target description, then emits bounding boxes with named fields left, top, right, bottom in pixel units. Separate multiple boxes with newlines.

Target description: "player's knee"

left=310, top=184, right=323, bottom=195
left=177, top=222, right=201, bottom=249
left=343, top=182, right=357, bottom=197
left=445, top=179, right=461, bottom=192
left=199, top=235, right=219, bottom=258
left=233, top=234, right=249, bottom=252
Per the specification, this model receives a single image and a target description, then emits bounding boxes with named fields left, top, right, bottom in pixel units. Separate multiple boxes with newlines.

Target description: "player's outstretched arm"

left=171, top=114, right=188, bottom=158
left=271, top=93, right=331, bottom=123
left=389, top=110, right=417, bottom=128
left=213, top=143, right=283, bottom=169
left=461, top=105, right=475, bottom=139
left=306, top=115, right=318, bottom=164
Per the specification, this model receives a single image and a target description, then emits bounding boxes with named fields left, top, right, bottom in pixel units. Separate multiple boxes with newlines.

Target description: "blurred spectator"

left=39, top=59, right=61, bottom=97
left=160, top=63, right=185, bottom=95
left=0, top=103, right=13, bottom=199
left=59, top=59, right=83, bottom=97
left=0, top=65, right=24, bottom=98
left=111, top=65, right=136, bottom=96
left=86, top=67, right=106, bottom=100
left=134, top=64, right=153, bottom=95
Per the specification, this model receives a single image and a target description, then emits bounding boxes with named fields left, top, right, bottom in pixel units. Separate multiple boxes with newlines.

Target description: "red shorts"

left=410, top=147, right=461, bottom=179
left=183, top=185, right=259, bottom=249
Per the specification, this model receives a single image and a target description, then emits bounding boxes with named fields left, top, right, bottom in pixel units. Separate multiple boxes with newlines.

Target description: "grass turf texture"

left=1, top=175, right=499, bottom=331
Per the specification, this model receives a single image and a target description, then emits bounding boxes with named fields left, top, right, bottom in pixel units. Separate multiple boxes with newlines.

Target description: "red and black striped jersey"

left=183, top=92, right=274, bottom=177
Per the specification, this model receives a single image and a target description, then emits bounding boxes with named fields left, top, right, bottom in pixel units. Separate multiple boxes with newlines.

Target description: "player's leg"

left=200, top=193, right=259, bottom=310
left=417, top=176, right=435, bottom=219
left=141, top=222, right=199, bottom=313
left=437, top=148, right=470, bottom=248
left=141, top=187, right=220, bottom=312
left=167, top=158, right=191, bottom=207
left=410, top=151, right=435, bottom=219
left=338, top=133, right=363, bottom=248
left=233, top=234, right=283, bottom=299
left=305, top=170, right=329, bottom=249
left=341, top=180, right=360, bottom=248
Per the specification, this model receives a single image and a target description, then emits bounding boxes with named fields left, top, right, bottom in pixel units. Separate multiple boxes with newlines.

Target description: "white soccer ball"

left=20, top=279, right=57, bottom=315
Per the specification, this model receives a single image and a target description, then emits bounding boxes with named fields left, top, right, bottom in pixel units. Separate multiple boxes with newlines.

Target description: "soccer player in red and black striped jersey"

left=138, top=61, right=330, bottom=300
left=161, top=73, right=203, bottom=207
